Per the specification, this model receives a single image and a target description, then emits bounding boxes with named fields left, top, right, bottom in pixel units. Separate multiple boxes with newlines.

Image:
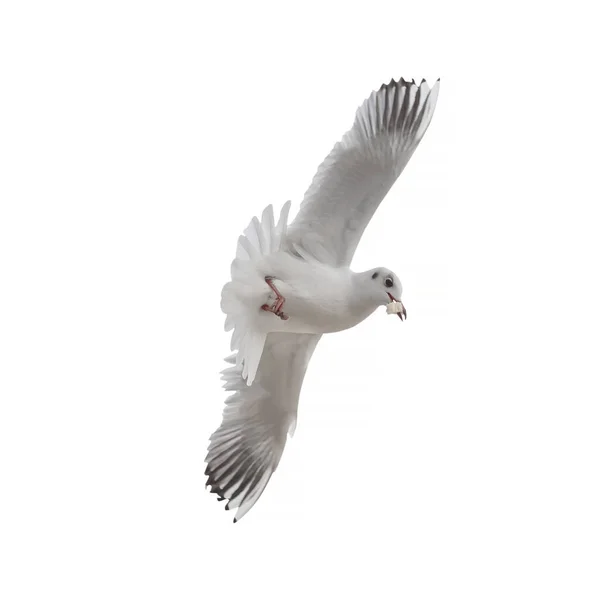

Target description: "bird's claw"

left=261, top=303, right=289, bottom=321
left=261, top=276, right=289, bottom=321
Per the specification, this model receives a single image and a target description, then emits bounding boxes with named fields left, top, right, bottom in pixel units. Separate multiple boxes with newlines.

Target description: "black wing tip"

left=206, top=476, right=234, bottom=509
left=210, top=486, right=235, bottom=518
left=380, top=76, right=441, bottom=92
left=205, top=469, right=230, bottom=503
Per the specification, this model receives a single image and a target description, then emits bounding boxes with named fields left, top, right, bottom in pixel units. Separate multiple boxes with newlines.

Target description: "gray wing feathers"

left=286, top=77, right=439, bottom=266
left=205, top=333, right=320, bottom=522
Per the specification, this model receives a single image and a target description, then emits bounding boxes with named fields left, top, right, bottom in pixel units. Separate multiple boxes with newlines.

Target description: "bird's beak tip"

left=387, top=293, right=407, bottom=320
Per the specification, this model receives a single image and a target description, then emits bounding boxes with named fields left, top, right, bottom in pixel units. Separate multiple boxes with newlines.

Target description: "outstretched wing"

left=286, top=77, right=439, bottom=267
left=205, top=333, right=320, bottom=522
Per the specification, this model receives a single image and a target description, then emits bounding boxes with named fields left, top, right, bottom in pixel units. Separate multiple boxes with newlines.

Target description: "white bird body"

left=251, top=256, right=374, bottom=335
left=221, top=214, right=384, bottom=385
left=207, top=77, right=440, bottom=521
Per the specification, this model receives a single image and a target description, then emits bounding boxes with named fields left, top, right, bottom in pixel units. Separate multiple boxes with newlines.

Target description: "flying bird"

left=205, top=76, right=440, bottom=521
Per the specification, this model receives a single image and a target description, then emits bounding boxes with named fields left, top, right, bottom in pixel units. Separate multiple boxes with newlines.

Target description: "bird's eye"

left=384, top=277, right=393, bottom=288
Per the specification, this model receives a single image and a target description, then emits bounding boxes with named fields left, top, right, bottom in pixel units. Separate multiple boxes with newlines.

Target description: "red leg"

left=261, top=277, right=289, bottom=321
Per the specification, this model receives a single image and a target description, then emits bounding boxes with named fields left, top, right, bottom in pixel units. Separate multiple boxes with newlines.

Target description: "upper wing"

left=286, top=78, right=439, bottom=267
left=205, top=332, right=321, bottom=522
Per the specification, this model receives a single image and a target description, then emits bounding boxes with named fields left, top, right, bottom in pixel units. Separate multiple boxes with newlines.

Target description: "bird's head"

left=362, top=268, right=406, bottom=320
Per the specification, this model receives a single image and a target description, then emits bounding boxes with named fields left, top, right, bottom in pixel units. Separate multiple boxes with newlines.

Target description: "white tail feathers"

left=220, top=202, right=292, bottom=385
left=235, top=202, right=291, bottom=260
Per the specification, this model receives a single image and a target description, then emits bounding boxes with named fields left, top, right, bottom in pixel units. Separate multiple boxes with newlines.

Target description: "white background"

left=1, top=1, right=599, bottom=598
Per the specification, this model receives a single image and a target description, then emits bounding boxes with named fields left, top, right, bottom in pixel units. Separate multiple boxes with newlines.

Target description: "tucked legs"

left=261, top=277, right=289, bottom=321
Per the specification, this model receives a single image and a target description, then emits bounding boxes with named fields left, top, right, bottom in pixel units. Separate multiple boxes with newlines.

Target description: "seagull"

left=205, top=77, right=440, bottom=522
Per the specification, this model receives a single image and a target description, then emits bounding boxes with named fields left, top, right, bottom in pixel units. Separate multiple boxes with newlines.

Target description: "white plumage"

left=207, top=77, right=440, bottom=521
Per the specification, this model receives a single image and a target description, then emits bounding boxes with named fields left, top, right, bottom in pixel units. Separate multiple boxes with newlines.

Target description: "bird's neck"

left=349, top=270, right=380, bottom=314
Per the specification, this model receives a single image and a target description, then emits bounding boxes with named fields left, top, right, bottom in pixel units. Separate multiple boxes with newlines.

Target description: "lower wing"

left=205, top=332, right=321, bottom=522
